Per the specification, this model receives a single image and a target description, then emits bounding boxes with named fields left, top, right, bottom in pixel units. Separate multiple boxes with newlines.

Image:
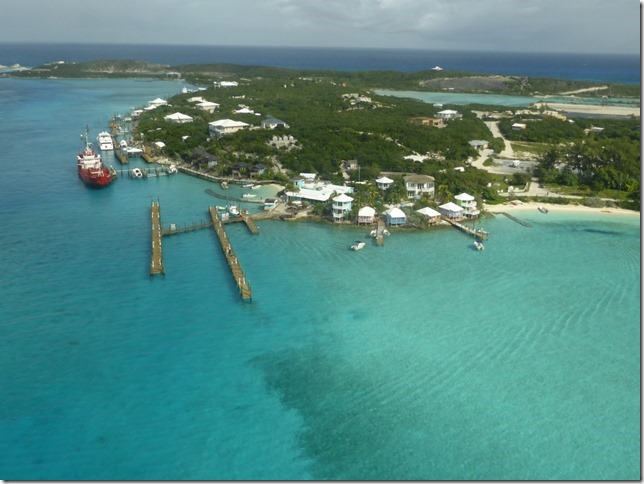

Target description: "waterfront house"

left=385, top=207, right=407, bottom=226
left=437, top=109, right=459, bottom=120
left=261, top=116, right=289, bottom=129
left=357, top=206, right=376, bottom=224
left=332, top=193, right=354, bottom=222
left=164, top=112, right=193, bottom=123
left=249, top=163, right=267, bottom=178
left=285, top=179, right=353, bottom=205
left=416, top=206, right=442, bottom=224
left=376, top=176, right=394, bottom=190
left=230, top=162, right=250, bottom=178
left=454, top=192, right=480, bottom=217
left=408, top=116, right=444, bottom=127
left=196, top=101, right=220, bottom=113
left=404, top=174, right=435, bottom=199
left=208, top=119, right=250, bottom=137
left=438, top=202, right=464, bottom=219
left=148, top=97, right=168, bottom=108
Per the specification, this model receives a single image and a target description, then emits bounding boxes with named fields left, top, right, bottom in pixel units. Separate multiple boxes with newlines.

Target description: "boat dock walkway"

left=209, top=207, right=252, bottom=302
left=498, top=212, right=532, bottom=227
left=375, top=219, right=385, bottom=246
left=150, top=201, right=165, bottom=276
left=115, top=149, right=129, bottom=165
left=443, top=218, right=489, bottom=240
left=142, top=150, right=155, bottom=163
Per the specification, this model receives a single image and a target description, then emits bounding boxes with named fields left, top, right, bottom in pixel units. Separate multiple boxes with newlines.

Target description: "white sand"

left=484, top=201, right=639, bottom=218
left=533, top=101, right=639, bottom=117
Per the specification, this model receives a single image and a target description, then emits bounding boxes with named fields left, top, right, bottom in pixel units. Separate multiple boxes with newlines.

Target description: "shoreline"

left=484, top=201, right=640, bottom=218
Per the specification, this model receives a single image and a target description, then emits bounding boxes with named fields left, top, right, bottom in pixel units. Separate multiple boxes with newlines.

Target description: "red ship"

left=77, top=126, right=115, bottom=188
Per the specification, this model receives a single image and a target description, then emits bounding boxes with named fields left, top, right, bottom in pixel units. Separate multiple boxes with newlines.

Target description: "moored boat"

left=538, top=206, right=549, bottom=213
left=474, top=241, right=485, bottom=251
left=77, top=126, right=114, bottom=188
left=97, top=131, right=114, bottom=150
left=351, top=240, right=366, bottom=251
left=228, top=205, right=240, bottom=216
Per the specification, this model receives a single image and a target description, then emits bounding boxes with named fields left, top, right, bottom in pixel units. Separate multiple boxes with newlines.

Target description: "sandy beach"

left=533, top=101, right=639, bottom=117
left=484, top=200, right=640, bottom=218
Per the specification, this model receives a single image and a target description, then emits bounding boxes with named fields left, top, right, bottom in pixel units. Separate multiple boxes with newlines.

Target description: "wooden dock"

left=443, top=218, right=489, bottom=240
left=240, top=210, right=259, bottom=234
left=150, top=201, right=165, bottom=276
left=142, top=150, right=155, bottom=163
left=115, top=149, right=129, bottom=165
left=375, top=219, right=385, bottom=246
left=498, top=212, right=532, bottom=227
left=209, top=207, right=252, bottom=302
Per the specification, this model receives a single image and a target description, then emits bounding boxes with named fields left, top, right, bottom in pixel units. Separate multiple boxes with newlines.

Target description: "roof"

left=262, top=116, right=287, bottom=125
left=439, top=202, right=464, bottom=212
left=209, top=119, right=249, bottom=128
left=358, top=206, right=376, bottom=216
left=333, top=193, right=354, bottom=203
left=164, top=112, right=193, bottom=121
left=468, top=140, right=488, bottom=146
left=416, top=207, right=441, bottom=217
left=454, top=192, right=475, bottom=201
left=385, top=207, right=406, bottom=218
left=404, top=174, right=435, bottom=183
left=438, top=109, right=458, bottom=115
left=376, top=176, right=394, bottom=184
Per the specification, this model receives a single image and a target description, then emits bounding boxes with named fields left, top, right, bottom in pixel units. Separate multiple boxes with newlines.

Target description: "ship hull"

left=78, top=168, right=114, bottom=188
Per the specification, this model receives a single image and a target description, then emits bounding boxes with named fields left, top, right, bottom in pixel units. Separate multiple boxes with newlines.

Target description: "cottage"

left=454, top=192, right=480, bottom=217
left=196, top=101, right=220, bottom=113
left=376, top=176, right=394, bottom=190
left=385, top=207, right=407, bottom=226
left=438, top=202, right=464, bottom=219
left=148, top=97, right=168, bottom=108
left=403, top=174, right=435, bottom=199
left=230, top=162, right=250, bottom=178
left=468, top=140, right=489, bottom=150
left=261, top=116, right=290, bottom=129
left=208, top=119, right=250, bottom=137
left=437, top=109, right=459, bottom=120
left=416, top=206, right=442, bottom=224
left=357, top=206, right=376, bottom=224
left=163, top=112, right=193, bottom=123
left=332, top=194, right=354, bottom=222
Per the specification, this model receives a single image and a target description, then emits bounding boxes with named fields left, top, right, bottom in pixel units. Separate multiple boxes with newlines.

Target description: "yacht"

left=97, top=131, right=114, bottom=151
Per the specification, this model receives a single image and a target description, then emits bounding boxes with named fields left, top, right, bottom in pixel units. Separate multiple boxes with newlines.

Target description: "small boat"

left=167, top=164, right=178, bottom=174
left=215, top=205, right=226, bottom=211
left=228, top=205, right=240, bottom=216
left=370, top=229, right=377, bottom=237
left=242, top=182, right=253, bottom=188
left=97, top=131, right=114, bottom=151
left=242, top=193, right=257, bottom=199
left=131, top=168, right=143, bottom=178
left=251, top=184, right=261, bottom=189
left=538, top=206, right=549, bottom=214
left=351, top=241, right=366, bottom=251
left=382, top=229, right=390, bottom=236
left=220, top=181, right=229, bottom=189
left=474, top=241, right=485, bottom=251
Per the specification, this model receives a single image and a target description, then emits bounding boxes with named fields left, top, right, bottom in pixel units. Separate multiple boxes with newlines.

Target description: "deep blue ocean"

left=0, top=42, right=640, bottom=84
left=0, top=45, right=640, bottom=480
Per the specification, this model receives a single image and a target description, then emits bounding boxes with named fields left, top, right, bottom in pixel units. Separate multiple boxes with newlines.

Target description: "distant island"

left=9, top=59, right=641, bottom=216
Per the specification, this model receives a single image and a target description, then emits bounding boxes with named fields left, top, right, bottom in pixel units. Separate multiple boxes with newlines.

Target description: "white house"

left=468, top=140, right=489, bottom=150
left=261, top=116, right=289, bottom=129
left=332, top=193, right=354, bottom=222
left=376, top=176, right=394, bottom=190
left=357, top=206, right=376, bottom=224
left=196, top=101, right=220, bottom=113
left=454, top=192, right=480, bottom=217
left=148, top=97, right=168, bottom=108
left=438, top=202, right=464, bottom=219
left=403, top=174, right=435, bottom=199
left=208, top=119, right=250, bottom=137
left=215, top=81, right=239, bottom=88
left=385, top=207, right=407, bottom=226
left=233, top=107, right=254, bottom=114
left=163, top=112, right=193, bottom=123
left=512, top=123, right=527, bottom=130
left=416, top=206, right=442, bottom=224
left=437, top=109, right=459, bottom=120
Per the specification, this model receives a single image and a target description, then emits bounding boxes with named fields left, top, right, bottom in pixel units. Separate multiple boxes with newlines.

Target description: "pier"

left=115, top=149, right=129, bottom=165
left=142, top=150, right=155, bottom=163
left=375, top=219, right=385, bottom=246
left=443, top=218, right=489, bottom=240
left=209, top=207, right=252, bottom=302
left=150, top=201, right=165, bottom=276
left=498, top=212, right=532, bottom=227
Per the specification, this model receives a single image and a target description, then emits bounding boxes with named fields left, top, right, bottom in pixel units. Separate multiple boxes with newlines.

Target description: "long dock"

left=115, top=149, right=129, bottom=165
left=375, top=219, right=385, bottom=246
left=443, top=218, right=489, bottom=240
left=150, top=202, right=165, bottom=275
left=209, top=207, right=252, bottom=302
left=498, top=212, right=532, bottom=227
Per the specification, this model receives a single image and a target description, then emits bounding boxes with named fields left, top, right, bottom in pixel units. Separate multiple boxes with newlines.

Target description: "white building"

left=375, top=176, right=394, bottom=190
left=416, top=206, right=442, bottom=224
left=208, top=119, right=250, bottom=137
left=437, top=109, right=459, bottom=120
left=384, top=207, right=407, bottom=226
left=438, top=202, right=464, bottom=219
left=357, top=206, right=376, bottom=224
left=196, top=101, right=220, bottom=113
left=454, top=192, right=480, bottom=217
left=332, top=194, right=354, bottom=222
left=163, top=112, right=193, bottom=123
left=403, top=174, right=435, bottom=199
left=148, top=97, right=168, bottom=108
left=215, top=81, right=239, bottom=88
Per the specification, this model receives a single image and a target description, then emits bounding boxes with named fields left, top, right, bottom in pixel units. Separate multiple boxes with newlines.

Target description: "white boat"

left=474, top=241, right=485, bottom=251
left=370, top=229, right=377, bottom=237
left=167, top=164, right=178, bottom=174
left=228, top=205, right=240, bottom=216
left=382, top=229, right=390, bottom=236
left=97, top=131, right=114, bottom=151
left=351, top=240, right=366, bottom=251
left=131, top=168, right=143, bottom=178
left=242, top=193, right=257, bottom=199
left=119, top=139, right=128, bottom=149
left=220, top=181, right=229, bottom=189
left=251, top=184, right=261, bottom=189
left=538, top=206, right=549, bottom=214
left=242, top=182, right=253, bottom=188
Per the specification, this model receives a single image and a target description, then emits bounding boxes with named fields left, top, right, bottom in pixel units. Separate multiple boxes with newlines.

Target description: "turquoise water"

left=373, top=89, right=641, bottom=108
left=0, top=78, right=640, bottom=480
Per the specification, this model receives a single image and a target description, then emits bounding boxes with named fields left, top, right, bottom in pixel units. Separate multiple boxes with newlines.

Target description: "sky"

left=0, top=0, right=640, bottom=54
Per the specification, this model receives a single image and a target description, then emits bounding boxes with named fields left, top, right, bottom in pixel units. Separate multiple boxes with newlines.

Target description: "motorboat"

left=167, top=164, right=178, bottom=174
left=251, top=184, right=262, bottom=189
left=370, top=229, right=377, bottom=237
left=538, top=206, right=549, bottom=214
left=220, top=181, right=229, bottom=189
left=131, top=168, right=143, bottom=178
left=242, top=193, right=257, bottom=198
left=351, top=240, right=366, bottom=251
left=228, top=205, right=240, bottom=216
left=474, top=241, right=485, bottom=251
left=242, top=182, right=253, bottom=188
left=382, top=229, right=390, bottom=236
left=97, top=131, right=114, bottom=151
